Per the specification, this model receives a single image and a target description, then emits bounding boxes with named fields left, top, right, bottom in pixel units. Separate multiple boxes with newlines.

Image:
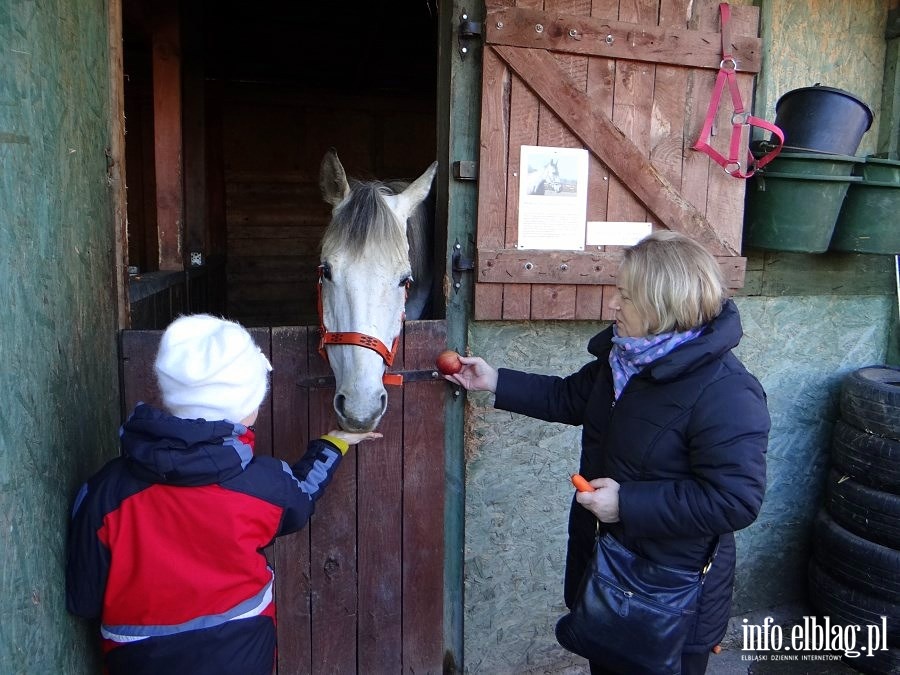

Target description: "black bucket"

left=773, top=85, right=873, bottom=156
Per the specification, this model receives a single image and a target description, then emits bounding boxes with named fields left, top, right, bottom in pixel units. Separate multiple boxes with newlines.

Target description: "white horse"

left=318, top=148, right=437, bottom=432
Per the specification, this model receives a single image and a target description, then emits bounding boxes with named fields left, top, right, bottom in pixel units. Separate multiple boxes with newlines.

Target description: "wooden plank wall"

left=221, top=88, right=436, bottom=327
left=119, top=320, right=447, bottom=674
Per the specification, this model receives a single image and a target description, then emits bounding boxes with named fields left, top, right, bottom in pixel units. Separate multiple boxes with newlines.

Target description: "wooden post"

left=182, top=0, right=207, bottom=262
left=152, top=0, right=184, bottom=271
left=108, top=0, right=130, bottom=327
left=879, top=20, right=900, bottom=158
left=437, top=0, right=480, bottom=665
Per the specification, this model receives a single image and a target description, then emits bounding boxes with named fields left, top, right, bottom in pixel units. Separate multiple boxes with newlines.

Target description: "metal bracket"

left=452, top=160, right=478, bottom=181
left=297, top=368, right=441, bottom=390
left=451, top=239, right=474, bottom=292
left=458, top=10, right=482, bottom=58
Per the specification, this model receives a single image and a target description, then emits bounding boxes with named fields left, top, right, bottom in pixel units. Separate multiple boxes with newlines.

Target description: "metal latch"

left=451, top=239, right=474, bottom=292
left=452, top=160, right=478, bottom=181
left=458, top=10, right=482, bottom=57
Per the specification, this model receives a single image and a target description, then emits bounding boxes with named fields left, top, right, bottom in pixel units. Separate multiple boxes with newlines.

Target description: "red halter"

left=317, top=265, right=405, bottom=386
left=691, top=3, right=783, bottom=178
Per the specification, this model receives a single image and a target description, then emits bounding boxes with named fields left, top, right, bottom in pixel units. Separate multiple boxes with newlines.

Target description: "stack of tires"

left=809, top=366, right=900, bottom=674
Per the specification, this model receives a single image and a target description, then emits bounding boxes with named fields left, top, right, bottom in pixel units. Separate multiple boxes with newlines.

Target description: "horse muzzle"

left=334, top=389, right=388, bottom=432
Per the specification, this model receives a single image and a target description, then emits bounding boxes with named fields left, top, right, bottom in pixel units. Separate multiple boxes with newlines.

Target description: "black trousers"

left=589, top=650, right=711, bottom=675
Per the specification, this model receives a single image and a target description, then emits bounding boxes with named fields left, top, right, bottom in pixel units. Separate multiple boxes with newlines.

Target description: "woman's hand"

left=444, top=356, right=499, bottom=393
left=326, top=430, right=383, bottom=445
left=575, top=477, right=621, bottom=523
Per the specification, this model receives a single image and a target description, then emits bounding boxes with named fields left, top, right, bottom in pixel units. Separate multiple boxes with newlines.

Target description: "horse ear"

left=394, top=161, right=438, bottom=223
left=319, top=148, right=351, bottom=207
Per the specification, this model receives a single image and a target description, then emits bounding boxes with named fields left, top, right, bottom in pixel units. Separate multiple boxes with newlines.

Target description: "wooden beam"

left=152, top=0, right=184, bottom=271
left=182, top=0, right=207, bottom=261
left=108, top=0, right=129, bottom=327
left=486, top=6, right=762, bottom=73
left=478, top=248, right=621, bottom=285
left=492, top=44, right=739, bottom=256
left=476, top=248, right=746, bottom=288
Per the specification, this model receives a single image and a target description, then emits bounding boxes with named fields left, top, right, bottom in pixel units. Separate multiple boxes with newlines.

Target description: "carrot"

left=571, top=474, right=596, bottom=493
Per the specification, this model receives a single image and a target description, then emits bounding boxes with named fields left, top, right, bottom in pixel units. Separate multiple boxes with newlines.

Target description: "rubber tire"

left=840, top=365, right=900, bottom=440
left=825, top=469, right=900, bottom=550
left=831, top=419, right=900, bottom=495
left=807, top=558, right=900, bottom=675
left=808, top=558, right=900, bottom=642
left=812, top=508, right=900, bottom=602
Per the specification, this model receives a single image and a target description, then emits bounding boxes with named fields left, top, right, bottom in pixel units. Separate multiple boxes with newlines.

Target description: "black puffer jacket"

left=494, top=300, right=769, bottom=651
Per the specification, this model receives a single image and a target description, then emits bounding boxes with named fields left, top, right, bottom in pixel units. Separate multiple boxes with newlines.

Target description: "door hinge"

left=458, top=10, right=482, bottom=58
left=451, top=239, right=475, bottom=292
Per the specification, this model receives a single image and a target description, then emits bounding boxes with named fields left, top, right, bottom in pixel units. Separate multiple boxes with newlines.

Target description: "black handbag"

left=555, top=532, right=718, bottom=675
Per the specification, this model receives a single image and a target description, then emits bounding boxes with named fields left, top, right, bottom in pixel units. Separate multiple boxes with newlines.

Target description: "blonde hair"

left=618, top=230, right=727, bottom=334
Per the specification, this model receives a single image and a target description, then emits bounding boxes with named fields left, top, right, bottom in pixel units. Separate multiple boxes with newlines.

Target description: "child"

left=66, top=314, right=380, bottom=675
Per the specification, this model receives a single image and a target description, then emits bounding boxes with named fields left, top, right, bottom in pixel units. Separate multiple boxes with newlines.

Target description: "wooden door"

left=474, top=0, right=761, bottom=320
left=120, top=320, right=447, bottom=674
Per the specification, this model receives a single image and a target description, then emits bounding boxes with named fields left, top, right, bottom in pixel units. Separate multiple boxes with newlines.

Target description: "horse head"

left=526, top=156, right=561, bottom=195
left=318, top=148, right=437, bottom=432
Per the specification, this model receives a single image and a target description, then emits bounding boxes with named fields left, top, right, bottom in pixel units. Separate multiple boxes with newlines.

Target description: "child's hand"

left=326, top=430, right=383, bottom=445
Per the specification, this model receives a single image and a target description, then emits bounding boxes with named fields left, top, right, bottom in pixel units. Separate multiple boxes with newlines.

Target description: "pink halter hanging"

left=692, top=3, right=783, bottom=178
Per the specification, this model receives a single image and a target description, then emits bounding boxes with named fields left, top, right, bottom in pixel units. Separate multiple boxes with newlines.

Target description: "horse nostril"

left=334, top=394, right=346, bottom=416
left=379, top=392, right=387, bottom=412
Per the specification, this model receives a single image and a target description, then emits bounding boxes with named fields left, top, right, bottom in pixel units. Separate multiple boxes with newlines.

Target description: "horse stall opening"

left=118, top=1, right=447, bottom=673
left=121, top=0, right=440, bottom=328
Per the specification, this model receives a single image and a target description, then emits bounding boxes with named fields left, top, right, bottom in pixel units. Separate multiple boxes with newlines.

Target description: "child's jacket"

left=66, top=404, right=345, bottom=675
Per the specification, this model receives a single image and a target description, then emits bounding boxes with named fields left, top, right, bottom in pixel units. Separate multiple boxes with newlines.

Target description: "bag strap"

left=691, top=3, right=784, bottom=178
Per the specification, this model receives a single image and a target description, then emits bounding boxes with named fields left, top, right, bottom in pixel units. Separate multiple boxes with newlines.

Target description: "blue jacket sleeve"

left=618, top=373, right=769, bottom=538
left=66, top=481, right=110, bottom=619
left=494, top=360, right=602, bottom=425
left=277, top=438, right=346, bottom=535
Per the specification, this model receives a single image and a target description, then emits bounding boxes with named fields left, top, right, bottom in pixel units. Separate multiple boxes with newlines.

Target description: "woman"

left=448, top=231, right=769, bottom=674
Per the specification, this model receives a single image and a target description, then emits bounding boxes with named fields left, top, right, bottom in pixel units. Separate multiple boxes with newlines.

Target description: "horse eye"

left=399, top=275, right=413, bottom=287
left=321, top=263, right=332, bottom=281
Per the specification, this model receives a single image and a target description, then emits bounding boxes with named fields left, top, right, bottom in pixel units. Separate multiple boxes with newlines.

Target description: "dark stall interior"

left=122, top=0, right=439, bottom=328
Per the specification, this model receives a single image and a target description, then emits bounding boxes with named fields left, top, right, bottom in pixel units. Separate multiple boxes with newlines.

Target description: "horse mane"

left=321, top=179, right=431, bottom=284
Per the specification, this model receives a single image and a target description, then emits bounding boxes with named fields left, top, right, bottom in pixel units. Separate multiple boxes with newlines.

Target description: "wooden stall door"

left=475, top=0, right=761, bottom=319
left=120, top=320, right=447, bottom=675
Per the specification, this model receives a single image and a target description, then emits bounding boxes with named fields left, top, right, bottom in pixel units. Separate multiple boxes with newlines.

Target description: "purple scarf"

left=608, top=325, right=701, bottom=399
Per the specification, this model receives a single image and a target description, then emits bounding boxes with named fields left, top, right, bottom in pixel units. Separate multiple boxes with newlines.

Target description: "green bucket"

left=830, top=179, right=900, bottom=253
left=855, top=156, right=900, bottom=185
left=762, top=150, right=859, bottom=176
left=745, top=172, right=862, bottom=253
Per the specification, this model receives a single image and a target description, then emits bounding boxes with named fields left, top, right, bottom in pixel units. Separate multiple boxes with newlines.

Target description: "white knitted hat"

left=154, top=314, right=273, bottom=423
